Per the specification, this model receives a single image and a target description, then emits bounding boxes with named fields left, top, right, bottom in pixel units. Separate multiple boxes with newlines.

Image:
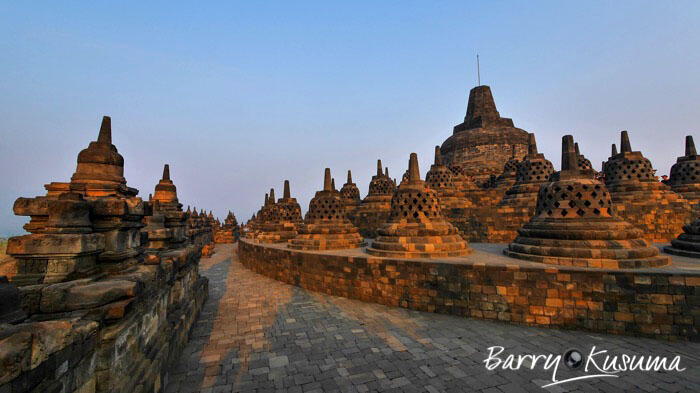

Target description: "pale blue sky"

left=2, top=1, right=699, bottom=236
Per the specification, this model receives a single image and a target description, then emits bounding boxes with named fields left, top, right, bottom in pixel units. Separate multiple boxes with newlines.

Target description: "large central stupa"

left=440, top=85, right=530, bottom=182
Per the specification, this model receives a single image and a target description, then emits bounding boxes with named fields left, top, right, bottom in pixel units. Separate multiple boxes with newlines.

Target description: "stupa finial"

left=283, top=180, right=290, bottom=199
left=97, top=116, right=112, bottom=144
left=269, top=188, right=275, bottom=204
left=434, top=145, right=442, bottom=165
left=408, top=153, right=420, bottom=181
left=385, top=167, right=389, bottom=177
left=527, top=133, right=538, bottom=155
left=162, top=164, right=170, bottom=181
left=685, top=135, right=697, bottom=156
left=612, top=143, right=618, bottom=156
left=574, top=142, right=581, bottom=156
left=264, top=193, right=269, bottom=206
left=331, top=178, right=336, bottom=190
left=376, top=160, right=382, bottom=176
left=620, top=130, right=632, bottom=153
left=347, top=170, right=352, bottom=184
left=324, top=168, right=332, bottom=191
left=561, top=135, right=577, bottom=172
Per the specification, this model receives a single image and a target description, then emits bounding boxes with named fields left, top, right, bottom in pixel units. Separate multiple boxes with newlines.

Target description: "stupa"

left=499, top=133, right=554, bottom=208
left=457, top=133, right=554, bottom=242
left=603, top=131, right=690, bottom=242
left=575, top=143, right=594, bottom=172
left=505, top=135, right=669, bottom=269
left=340, top=170, right=362, bottom=215
left=214, top=210, right=239, bottom=243
left=353, top=159, right=395, bottom=237
left=289, top=169, right=365, bottom=250
left=440, top=85, right=529, bottom=182
left=151, top=164, right=188, bottom=248
left=664, top=218, right=700, bottom=258
left=367, top=153, right=472, bottom=258
left=257, top=183, right=301, bottom=243
left=493, top=145, right=520, bottom=189
left=10, top=116, right=146, bottom=280
left=425, top=146, right=472, bottom=209
left=668, top=135, right=700, bottom=210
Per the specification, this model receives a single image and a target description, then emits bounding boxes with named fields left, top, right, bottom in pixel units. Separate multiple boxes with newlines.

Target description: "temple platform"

left=239, top=238, right=700, bottom=341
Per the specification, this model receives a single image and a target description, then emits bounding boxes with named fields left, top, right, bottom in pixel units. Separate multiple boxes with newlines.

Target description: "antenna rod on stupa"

left=162, top=164, right=170, bottom=181
left=269, top=188, right=275, bottom=203
left=477, top=54, right=481, bottom=86
left=376, top=160, right=382, bottom=176
left=685, top=135, right=697, bottom=156
left=527, top=133, right=538, bottom=155
left=283, top=180, right=291, bottom=199
left=434, top=145, right=442, bottom=165
left=347, top=170, right=352, bottom=184
left=98, top=116, right=112, bottom=143
left=408, top=153, right=420, bottom=181
left=323, top=168, right=332, bottom=191
left=620, top=130, right=632, bottom=153
left=561, top=135, right=577, bottom=172
left=611, top=143, right=618, bottom=156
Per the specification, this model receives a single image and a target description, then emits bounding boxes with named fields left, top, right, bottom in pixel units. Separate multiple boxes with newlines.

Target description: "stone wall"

left=1, top=246, right=208, bottom=392
left=239, top=239, right=699, bottom=341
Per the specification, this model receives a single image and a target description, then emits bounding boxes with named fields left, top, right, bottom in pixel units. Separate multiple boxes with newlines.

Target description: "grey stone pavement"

left=165, top=244, right=700, bottom=392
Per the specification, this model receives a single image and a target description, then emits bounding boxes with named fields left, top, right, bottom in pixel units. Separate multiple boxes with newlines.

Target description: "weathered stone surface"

left=440, top=85, right=529, bottom=182
left=669, top=135, right=700, bottom=212
left=352, top=160, right=394, bottom=238
left=505, top=135, right=670, bottom=269
left=665, top=217, right=700, bottom=258
left=290, top=168, right=365, bottom=250
left=603, top=130, right=691, bottom=242
left=368, top=153, right=472, bottom=258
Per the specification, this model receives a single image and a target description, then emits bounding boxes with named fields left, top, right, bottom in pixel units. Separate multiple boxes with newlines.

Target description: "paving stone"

left=165, top=244, right=700, bottom=393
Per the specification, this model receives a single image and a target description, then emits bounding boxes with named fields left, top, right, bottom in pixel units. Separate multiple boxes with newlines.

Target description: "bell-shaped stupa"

left=440, top=86, right=530, bottom=182
left=664, top=218, right=700, bottom=258
left=289, top=169, right=365, bottom=250
left=425, top=146, right=472, bottom=209
left=603, top=131, right=690, bottom=242
left=499, top=133, right=554, bottom=208
left=367, top=153, right=472, bottom=258
left=257, top=181, right=302, bottom=243
left=669, top=135, right=700, bottom=209
left=505, top=135, right=669, bottom=268
left=339, top=170, right=362, bottom=215
left=353, top=159, right=395, bottom=237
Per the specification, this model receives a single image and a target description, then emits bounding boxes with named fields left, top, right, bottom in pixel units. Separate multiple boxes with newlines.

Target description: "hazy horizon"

left=2, top=1, right=699, bottom=237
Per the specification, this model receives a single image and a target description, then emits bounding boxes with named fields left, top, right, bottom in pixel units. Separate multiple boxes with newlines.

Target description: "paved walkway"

left=166, top=244, right=700, bottom=393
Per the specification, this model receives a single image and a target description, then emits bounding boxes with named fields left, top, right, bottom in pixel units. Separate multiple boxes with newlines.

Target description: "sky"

left=1, top=1, right=699, bottom=236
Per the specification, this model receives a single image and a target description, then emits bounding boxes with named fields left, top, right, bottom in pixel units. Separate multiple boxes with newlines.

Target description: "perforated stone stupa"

left=664, top=218, right=700, bottom=258
left=603, top=131, right=690, bottom=242
left=505, top=135, right=669, bottom=269
left=669, top=135, right=700, bottom=210
left=367, top=153, right=471, bottom=258
left=289, top=169, right=365, bottom=250
left=257, top=182, right=301, bottom=243
left=425, top=146, right=472, bottom=209
left=339, top=170, right=362, bottom=215
left=353, top=159, right=395, bottom=238
left=440, top=85, right=529, bottom=182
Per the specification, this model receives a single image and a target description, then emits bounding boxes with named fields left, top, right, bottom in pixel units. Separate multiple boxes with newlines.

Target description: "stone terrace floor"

left=166, top=244, right=700, bottom=393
